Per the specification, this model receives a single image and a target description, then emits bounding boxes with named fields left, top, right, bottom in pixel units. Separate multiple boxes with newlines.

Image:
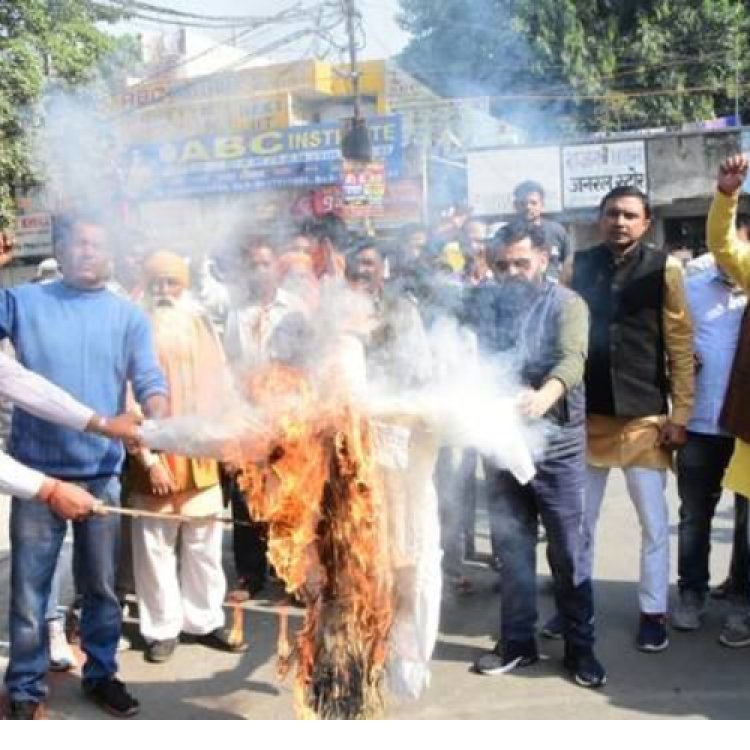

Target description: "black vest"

left=572, top=243, right=669, bottom=417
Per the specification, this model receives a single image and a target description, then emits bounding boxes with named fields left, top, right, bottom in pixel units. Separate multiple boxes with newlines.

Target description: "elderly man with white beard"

left=128, top=252, right=247, bottom=664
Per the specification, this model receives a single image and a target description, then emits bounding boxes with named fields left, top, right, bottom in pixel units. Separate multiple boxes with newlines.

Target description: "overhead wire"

left=109, top=1, right=334, bottom=99
left=101, top=0, right=307, bottom=24
left=110, top=8, right=348, bottom=123
left=95, top=0, right=311, bottom=29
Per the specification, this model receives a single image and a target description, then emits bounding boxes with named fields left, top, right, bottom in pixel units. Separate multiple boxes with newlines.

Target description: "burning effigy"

left=139, top=290, right=540, bottom=720
left=237, top=360, right=393, bottom=719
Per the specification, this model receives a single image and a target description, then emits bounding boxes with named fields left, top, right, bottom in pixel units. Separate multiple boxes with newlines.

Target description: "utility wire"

left=96, top=0, right=310, bottom=29
left=102, top=0, right=307, bottom=23
left=111, top=24, right=342, bottom=123
left=112, top=2, right=330, bottom=97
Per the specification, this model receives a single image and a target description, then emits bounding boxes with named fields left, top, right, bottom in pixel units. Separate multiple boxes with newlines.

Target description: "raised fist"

left=717, top=154, right=749, bottom=196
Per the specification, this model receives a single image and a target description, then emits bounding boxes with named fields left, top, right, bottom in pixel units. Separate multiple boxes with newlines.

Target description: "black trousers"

left=676, top=433, right=736, bottom=595
left=227, top=475, right=268, bottom=592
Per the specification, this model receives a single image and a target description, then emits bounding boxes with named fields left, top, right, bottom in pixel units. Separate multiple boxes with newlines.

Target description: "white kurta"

left=0, top=351, right=94, bottom=499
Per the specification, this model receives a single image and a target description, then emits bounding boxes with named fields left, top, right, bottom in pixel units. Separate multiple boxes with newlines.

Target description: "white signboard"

left=467, top=146, right=562, bottom=216
left=14, top=212, right=53, bottom=259
left=562, top=141, right=647, bottom=209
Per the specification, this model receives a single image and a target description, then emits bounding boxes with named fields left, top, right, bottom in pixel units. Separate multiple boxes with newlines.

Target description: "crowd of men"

left=1, top=158, right=750, bottom=720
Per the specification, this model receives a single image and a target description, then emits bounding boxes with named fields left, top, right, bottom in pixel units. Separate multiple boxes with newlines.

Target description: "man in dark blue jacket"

left=469, top=221, right=605, bottom=688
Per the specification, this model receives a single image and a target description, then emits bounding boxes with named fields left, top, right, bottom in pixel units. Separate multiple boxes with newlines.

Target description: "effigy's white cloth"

left=373, top=421, right=442, bottom=700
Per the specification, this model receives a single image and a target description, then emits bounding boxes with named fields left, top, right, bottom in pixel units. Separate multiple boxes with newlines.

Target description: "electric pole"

left=340, top=0, right=371, bottom=162
left=343, top=0, right=361, bottom=119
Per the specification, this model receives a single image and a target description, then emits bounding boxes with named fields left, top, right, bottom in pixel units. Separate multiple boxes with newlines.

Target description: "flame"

left=228, top=603, right=245, bottom=649
left=277, top=605, right=292, bottom=678
left=238, top=362, right=393, bottom=719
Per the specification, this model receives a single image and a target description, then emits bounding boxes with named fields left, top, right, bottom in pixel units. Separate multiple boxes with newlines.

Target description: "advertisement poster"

left=123, top=116, right=402, bottom=200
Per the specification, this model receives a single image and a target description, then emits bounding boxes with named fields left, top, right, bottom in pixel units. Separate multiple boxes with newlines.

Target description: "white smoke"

left=141, top=283, right=546, bottom=485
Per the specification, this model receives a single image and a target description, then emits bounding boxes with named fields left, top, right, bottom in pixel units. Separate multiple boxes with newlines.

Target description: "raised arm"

left=707, top=154, right=750, bottom=291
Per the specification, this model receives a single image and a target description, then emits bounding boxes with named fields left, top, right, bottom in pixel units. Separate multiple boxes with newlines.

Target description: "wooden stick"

left=93, top=502, right=256, bottom=528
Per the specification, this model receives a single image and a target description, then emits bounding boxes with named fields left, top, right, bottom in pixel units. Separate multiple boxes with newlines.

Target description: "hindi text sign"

left=563, top=141, right=647, bottom=209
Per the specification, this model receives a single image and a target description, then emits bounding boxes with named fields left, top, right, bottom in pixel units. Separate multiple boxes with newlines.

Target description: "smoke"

left=30, top=89, right=118, bottom=214
left=142, top=276, right=547, bottom=487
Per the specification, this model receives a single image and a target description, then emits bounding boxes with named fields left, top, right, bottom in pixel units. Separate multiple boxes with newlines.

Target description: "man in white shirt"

left=0, top=351, right=141, bottom=519
left=673, top=258, right=746, bottom=632
left=223, top=236, right=306, bottom=599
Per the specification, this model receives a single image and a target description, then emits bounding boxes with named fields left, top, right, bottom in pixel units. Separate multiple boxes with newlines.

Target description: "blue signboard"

left=122, top=115, right=402, bottom=200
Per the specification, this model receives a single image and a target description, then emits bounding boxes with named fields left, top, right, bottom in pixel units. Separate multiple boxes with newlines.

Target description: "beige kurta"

left=130, top=302, right=229, bottom=515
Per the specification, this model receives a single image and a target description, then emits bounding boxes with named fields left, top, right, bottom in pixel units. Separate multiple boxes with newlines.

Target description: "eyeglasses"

left=495, top=258, right=532, bottom=272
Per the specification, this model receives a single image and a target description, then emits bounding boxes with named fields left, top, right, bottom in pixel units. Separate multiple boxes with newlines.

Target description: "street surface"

left=1, top=472, right=748, bottom=719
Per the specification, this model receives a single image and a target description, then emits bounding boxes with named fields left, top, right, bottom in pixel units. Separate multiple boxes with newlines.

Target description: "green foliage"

left=398, top=0, right=750, bottom=137
left=0, top=0, right=128, bottom=229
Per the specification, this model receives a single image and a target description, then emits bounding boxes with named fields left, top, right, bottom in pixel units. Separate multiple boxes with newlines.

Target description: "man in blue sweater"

left=0, top=212, right=168, bottom=720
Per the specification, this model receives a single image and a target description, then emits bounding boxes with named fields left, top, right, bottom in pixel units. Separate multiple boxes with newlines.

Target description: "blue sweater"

left=0, top=281, right=167, bottom=479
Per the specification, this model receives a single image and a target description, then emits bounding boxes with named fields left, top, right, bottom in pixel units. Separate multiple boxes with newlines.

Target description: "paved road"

left=1, top=472, right=748, bottom=720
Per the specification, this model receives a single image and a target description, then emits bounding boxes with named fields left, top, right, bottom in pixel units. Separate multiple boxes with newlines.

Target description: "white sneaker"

left=48, top=619, right=76, bottom=672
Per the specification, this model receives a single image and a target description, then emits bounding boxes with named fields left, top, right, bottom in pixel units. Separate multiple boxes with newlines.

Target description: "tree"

left=397, top=0, right=750, bottom=136
left=0, top=0, right=127, bottom=229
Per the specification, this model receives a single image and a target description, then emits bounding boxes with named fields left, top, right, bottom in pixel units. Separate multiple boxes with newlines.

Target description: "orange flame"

left=228, top=603, right=245, bottom=649
left=238, top=362, right=393, bottom=719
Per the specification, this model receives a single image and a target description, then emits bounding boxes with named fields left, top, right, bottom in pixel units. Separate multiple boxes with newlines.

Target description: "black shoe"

left=636, top=613, right=669, bottom=652
left=145, top=638, right=178, bottom=664
left=473, top=640, right=539, bottom=675
left=8, top=700, right=42, bottom=720
left=563, top=646, right=607, bottom=688
left=83, top=677, right=140, bottom=718
left=185, top=627, right=248, bottom=653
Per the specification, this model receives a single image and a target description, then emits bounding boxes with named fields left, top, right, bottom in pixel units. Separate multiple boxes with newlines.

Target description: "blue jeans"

left=5, top=476, right=122, bottom=703
left=677, top=432, right=737, bottom=596
left=486, top=449, right=595, bottom=650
